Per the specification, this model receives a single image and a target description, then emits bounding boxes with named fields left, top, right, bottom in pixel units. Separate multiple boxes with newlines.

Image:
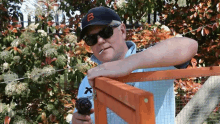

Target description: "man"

left=71, top=6, right=198, bottom=124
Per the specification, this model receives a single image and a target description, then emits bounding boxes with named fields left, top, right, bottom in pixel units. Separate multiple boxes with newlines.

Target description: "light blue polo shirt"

left=72, top=41, right=188, bottom=124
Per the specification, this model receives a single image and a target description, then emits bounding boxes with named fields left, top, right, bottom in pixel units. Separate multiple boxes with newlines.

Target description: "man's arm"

left=87, top=37, right=198, bottom=87
left=127, top=37, right=198, bottom=70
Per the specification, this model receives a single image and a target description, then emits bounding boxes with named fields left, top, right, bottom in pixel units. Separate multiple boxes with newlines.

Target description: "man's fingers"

left=73, top=112, right=91, bottom=121
left=90, top=109, right=94, bottom=114
left=74, top=119, right=93, bottom=124
left=88, top=79, right=94, bottom=87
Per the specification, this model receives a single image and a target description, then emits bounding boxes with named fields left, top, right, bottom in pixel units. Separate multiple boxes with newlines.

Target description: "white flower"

left=11, top=39, right=20, bottom=47
left=30, top=68, right=42, bottom=82
left=182, top=86, right=187, bottom=91
left=20, top=31, right=36, bottom=45
left=217, top=3, right=220, bottom=12
left=43, top=44, right=53, bottom=51
left=84, top=57, right=93, bottom=64
left=49, top=91, right=53, bottom=96
left=155, top=22, right=161, bottom=26
left=65, top=34, right=77, bottom=43
left=161, top=25, right=170, bottom=32
left=45, top=48, right=58, bottom=57
left=28, top=23, right=39, bottom=31
left=175, top=34, right=183, bottom=37
left=16, top=83, right=30, bottom=97
left=13, top=56, right=21, bottom=63
left=174, top=91, right=178, bottom=95
left=55, top=35, right=61, bottom=42
left=201, top=29, right=205, bottom=36
left=55, top=55, right=67, bottom=67
left=28, top=23, right=36, bottom=31
left=13, top=115, right=29, bottom=124
left=75, top=63, right=89, bottom=73
left=0, top=103, right=8, bottom=114
left=0, top=51, right=12, bottom=61
left=35, top=23, right=39, bottom=28
left=3, top=62, right=9, bottom=70
left=42, top=65, right=56, bottom=77
left=3, top=73, right=18, bottom=83
left=37, top=30, right=47, bottom=36
left=5, top=82, right=17, bottom=96
left=66, top=114, right=73, bottom=123
left=43, top=44, right=57, bottom=57
left=116, top=0, right=126, bottom=8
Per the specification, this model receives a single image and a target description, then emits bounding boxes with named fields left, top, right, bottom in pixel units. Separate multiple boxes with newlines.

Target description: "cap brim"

left=80, top=21, right=111, bottom=40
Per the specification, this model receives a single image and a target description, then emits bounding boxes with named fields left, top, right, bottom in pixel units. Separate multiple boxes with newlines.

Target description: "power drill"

left=75, top=97, right=92, bottom=115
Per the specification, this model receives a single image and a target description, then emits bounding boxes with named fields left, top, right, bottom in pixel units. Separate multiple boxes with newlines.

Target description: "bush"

left=0, top=1, right=96, bottom=123
left=161, top=0, right=220, bottom=117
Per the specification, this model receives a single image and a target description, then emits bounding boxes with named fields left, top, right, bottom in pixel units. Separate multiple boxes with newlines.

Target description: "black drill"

left=75, top=97, right=92, bottom=115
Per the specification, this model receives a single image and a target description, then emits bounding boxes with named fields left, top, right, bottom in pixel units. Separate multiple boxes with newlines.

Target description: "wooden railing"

left=94, top=77, right=155, bottom=124
left=93, top=66, right=220, bottom=124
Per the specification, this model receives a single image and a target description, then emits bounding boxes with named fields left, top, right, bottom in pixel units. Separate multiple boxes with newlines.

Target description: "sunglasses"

left=83, top=25, right=120, bottom=46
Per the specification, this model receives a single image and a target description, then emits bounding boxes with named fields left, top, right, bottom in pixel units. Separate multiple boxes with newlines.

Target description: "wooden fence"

left=93, top=66, right=220, bottom=123
left=14, top=9, right=159, bottom=29
left=94, top=77, right=155, bottom=124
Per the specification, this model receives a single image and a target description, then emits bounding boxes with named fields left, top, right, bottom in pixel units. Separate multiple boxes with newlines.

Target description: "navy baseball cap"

left=80, top=6, right=121, bottom=40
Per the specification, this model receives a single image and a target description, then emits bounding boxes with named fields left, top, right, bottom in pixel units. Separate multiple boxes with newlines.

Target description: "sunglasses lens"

left=84, top=26, right=115, bottom=46
left=99, top=26, right=113, bottom=39
left=84, top=35, right=97, bottom=46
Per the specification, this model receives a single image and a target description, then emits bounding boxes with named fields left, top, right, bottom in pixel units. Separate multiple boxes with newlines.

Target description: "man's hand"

left=87, top=59, right=134, bottom=87
left=72, top=109, right=94, bottom=124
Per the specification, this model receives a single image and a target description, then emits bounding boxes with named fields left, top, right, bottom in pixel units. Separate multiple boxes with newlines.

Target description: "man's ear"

left=120, top=23, right=126, bottom=40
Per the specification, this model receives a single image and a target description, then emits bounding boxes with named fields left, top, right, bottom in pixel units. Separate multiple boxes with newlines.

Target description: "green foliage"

left=2, top=0, right=218, bottom=123
left=110, top=0, right=156, bottom=23
left=161, top=0, right=220, bottom=67
left=60, top=0, right=162, bottom=35
left=162, top=0, right=220, bottom=121
left=0, top=0, right=96, bottom=123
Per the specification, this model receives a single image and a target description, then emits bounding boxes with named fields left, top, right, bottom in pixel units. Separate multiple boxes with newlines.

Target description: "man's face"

left=86, top=24, right=128, bottom=63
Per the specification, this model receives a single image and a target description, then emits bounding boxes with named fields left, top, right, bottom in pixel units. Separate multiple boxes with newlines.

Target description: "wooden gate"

left=94, top=66, right=220, bottom=124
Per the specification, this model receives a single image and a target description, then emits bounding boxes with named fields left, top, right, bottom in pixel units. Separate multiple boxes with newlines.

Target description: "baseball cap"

left=80, top=6, right=121, bottom=40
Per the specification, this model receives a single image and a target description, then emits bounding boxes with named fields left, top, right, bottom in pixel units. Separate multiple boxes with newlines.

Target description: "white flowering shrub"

left=0, top=1, right=97, bottom=123
left=37, top=30, right=47, bottom=37
left=0, top=51, right=12, bottom=62
left=115, top=0, right=127, bottom=9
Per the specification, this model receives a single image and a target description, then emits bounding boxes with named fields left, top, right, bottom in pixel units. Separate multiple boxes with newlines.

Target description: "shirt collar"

left=91, top=41, right=137, bottom=65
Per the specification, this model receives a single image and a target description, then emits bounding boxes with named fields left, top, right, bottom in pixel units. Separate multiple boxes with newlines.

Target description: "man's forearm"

left=126, top=37, right=198, bottom=70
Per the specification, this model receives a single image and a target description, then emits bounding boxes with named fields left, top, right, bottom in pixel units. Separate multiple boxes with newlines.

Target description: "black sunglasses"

left=83, top=25, right=120, bottom=46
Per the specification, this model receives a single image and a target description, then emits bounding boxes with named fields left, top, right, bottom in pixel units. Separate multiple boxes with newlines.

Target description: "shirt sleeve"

left=174, top=60, right=190, bottom=69
left=137, top=42, right=190, bottom=70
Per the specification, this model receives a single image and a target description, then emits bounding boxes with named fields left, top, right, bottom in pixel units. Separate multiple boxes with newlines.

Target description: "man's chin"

left=100, top=57, right=116, bottom=63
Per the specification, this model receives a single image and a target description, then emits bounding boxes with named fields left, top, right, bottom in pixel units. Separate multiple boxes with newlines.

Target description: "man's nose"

left=97, top=35, right=105, bottom=45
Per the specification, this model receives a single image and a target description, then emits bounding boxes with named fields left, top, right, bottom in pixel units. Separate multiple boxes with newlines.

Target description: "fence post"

left=94, top=97, right=107, bottom=124
left=20, top=13, right=24, bottom=28
left=28, top=15, right=31, bottom=26
left=94, top=77, right=155, bottom=124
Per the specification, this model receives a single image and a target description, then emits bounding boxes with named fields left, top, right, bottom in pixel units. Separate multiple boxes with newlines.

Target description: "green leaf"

left=77, top=58, right=81, bottom=64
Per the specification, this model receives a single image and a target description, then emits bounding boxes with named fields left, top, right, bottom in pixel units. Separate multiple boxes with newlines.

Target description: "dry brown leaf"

left=197, top=27, right=202, bottom=32
left=204, top=28, right=210, bottom=35
left=64, top=103, right=73, bottom=108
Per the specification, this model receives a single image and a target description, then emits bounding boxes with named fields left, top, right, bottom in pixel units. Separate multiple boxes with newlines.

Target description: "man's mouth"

left=99, top=49, right=104, bottom=54
left=99, top=47, right=110, bottom=54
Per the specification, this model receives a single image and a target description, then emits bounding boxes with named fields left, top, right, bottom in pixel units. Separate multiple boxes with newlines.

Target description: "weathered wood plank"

left=94, top=77, right=155, bottom=124
left=114, top=66, right=220, bottom=83
left=175, top=76, right=220, bottom=124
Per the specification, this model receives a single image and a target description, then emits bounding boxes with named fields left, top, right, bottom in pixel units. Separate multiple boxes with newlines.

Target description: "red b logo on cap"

left=87, top=13, right=94, bottom=22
